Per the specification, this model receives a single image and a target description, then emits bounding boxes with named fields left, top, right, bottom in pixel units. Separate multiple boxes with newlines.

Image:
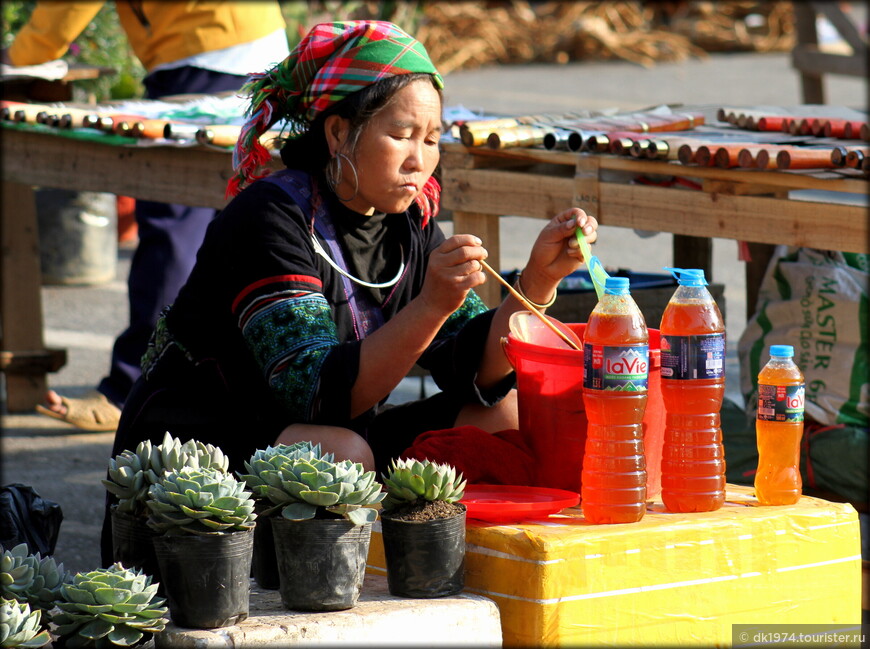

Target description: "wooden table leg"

left=1, top=181, right=66, bottom=412
left=672, top=234, right=713, bottom=281
left=744, top=242, right=777, bottom=321
left=453, top=210, right=502, bottom=307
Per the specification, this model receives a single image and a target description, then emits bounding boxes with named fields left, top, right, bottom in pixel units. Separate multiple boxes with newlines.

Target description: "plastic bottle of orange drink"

left=755, top=345, right=805, bottom=505
left=581, top=276, right=649, bottom=524
left=659, top=268, right=726, bottom=513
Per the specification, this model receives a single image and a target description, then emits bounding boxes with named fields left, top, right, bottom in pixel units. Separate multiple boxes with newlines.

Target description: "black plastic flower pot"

left=271, top=516, right=371, bottom=611
left=152, top=527, right=254, bottom=629
left=381, top=505, right=467, bottom=598
left=251, top=514, right=279, bottom=590
left=110, top=507, right=161, bottom=584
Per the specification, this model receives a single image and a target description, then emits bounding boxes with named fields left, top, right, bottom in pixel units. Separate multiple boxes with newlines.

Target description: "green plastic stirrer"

left=575, top=227, right=609, bottom=300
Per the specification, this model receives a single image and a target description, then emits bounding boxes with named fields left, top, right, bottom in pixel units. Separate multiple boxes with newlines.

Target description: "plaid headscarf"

left=227, top=20, right=444, bottom=206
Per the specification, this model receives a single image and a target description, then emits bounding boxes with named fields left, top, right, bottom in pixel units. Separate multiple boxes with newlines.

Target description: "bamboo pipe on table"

left=195, top=124, right=284, bottom=149
left=775, top=148, right=841, bottom=170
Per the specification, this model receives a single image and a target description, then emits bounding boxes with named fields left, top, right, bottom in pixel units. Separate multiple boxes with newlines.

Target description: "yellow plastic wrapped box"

left=367, top=485, right=861, bottom=647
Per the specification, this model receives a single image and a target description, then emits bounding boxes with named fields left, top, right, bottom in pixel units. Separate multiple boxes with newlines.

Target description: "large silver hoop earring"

left=325, top=152, right=359, bottom=202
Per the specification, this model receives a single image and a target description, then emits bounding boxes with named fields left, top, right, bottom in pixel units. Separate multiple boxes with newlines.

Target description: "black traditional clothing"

left=112, top=170, right=512, bottom=473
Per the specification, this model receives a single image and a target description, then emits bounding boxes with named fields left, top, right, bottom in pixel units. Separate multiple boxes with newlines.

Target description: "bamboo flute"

left=775, top=147, right=841, bottom=170
left=195, top=125, right=284, bottom=149
left=479, top=260, right=581, bottom=352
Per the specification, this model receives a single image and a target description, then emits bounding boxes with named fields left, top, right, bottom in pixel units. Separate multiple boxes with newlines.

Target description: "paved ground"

left=1, top=50, right=866, bottom=576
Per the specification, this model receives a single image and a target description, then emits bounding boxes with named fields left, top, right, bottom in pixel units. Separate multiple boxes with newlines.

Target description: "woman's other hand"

left=419, top=234, right=487, bottom=315
left=521, top=208, right=599, bottom=304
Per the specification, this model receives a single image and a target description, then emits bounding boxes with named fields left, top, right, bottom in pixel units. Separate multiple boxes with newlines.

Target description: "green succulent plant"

left=0, top=544, right=68, bottom=611
left=102, top=432, right=229, bottom=516
left=146, top=466, right=257, bottom=535
left=252, top=454, right=385, bottom=525
left=0, top=598, right=50, bottom=648
left=381, top=458, right=467, bottom=511
left=51, top=563, right=168, bottom=649
left=237, top=442, right=333, bottom=496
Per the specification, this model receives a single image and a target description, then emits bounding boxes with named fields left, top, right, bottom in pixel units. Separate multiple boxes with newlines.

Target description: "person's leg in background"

left=43, top=67, right=249, bottom=427
left=99, top=66, right=250, bottom=407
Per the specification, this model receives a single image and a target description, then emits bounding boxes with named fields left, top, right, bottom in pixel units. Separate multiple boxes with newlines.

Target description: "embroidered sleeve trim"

left=232, top=273, right=322, bottom=314
left=241, top=292, right=339, bottom=420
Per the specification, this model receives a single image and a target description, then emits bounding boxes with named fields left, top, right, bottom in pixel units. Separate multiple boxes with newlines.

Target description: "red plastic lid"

left=461, top=485, right=580, bottom=523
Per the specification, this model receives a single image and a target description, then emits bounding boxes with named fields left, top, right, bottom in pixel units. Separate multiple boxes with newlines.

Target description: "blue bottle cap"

left=664, top=267, right=707, bottom=286
left=770, top=345, right=794, bottom=358
left=604, top=276, right=630, bottom=295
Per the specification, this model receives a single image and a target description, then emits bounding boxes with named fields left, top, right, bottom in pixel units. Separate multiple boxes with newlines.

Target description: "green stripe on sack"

left=772, top=253, right=795, bottom=300
left=839, top=291, right=869, bottom=427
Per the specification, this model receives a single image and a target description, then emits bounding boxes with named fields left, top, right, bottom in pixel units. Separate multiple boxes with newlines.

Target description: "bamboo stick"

left=480, top=260, right=581, bottom=352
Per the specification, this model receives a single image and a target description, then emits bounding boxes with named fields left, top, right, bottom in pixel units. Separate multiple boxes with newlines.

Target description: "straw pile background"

left=292, top=1, right=796, bottom=75
left=417, top=1, right=796, bottom=74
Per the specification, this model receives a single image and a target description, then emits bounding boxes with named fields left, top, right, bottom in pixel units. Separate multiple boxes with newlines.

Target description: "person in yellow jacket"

left=3, top=2, right=290, bottom=432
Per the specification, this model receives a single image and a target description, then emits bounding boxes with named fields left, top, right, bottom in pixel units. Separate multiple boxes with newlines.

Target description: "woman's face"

left=334, top=79, right=442, bottom=216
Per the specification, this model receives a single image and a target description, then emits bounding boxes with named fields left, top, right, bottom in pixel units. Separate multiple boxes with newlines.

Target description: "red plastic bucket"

left=503, top=323, right=665, bottom=497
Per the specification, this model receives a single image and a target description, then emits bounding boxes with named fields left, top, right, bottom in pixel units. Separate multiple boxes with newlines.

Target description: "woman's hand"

left=520, top=208, right=599, bottom=304
left=418, top=234, right=487, bottom=316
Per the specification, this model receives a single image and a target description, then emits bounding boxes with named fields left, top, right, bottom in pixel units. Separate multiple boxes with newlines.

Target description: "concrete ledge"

left=155, top=574, right=502, bottom=647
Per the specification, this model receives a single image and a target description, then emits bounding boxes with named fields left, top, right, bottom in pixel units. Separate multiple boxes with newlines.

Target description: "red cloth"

left=399, top=426, right=536, bottom=486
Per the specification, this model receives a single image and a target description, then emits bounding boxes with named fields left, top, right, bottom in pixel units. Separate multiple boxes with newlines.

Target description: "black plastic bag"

left=0, top=484, right=63, bottom=556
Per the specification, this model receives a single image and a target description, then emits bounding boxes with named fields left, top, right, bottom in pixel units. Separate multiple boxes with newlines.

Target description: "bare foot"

left=42, top=390, right=67, bottom=416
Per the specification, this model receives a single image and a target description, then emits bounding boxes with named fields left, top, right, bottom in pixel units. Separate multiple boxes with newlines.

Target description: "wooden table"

left=1, top=127, right=867, bottom=411
left=0, top=127, right=281, bottom=412
left=439, top=140, right=868, bottom=307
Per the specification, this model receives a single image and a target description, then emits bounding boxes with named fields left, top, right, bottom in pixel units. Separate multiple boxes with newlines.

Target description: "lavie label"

left=584, top=344, right=649, bottom=392
left=757, top=384, right=805, bottom=422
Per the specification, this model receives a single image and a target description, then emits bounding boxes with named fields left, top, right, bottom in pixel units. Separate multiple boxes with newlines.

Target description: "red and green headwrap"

left=227, top=20, right=443, bottom=198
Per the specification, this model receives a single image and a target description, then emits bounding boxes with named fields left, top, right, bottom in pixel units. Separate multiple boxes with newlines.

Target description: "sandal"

left=35, top=391, right=121, bottom=432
